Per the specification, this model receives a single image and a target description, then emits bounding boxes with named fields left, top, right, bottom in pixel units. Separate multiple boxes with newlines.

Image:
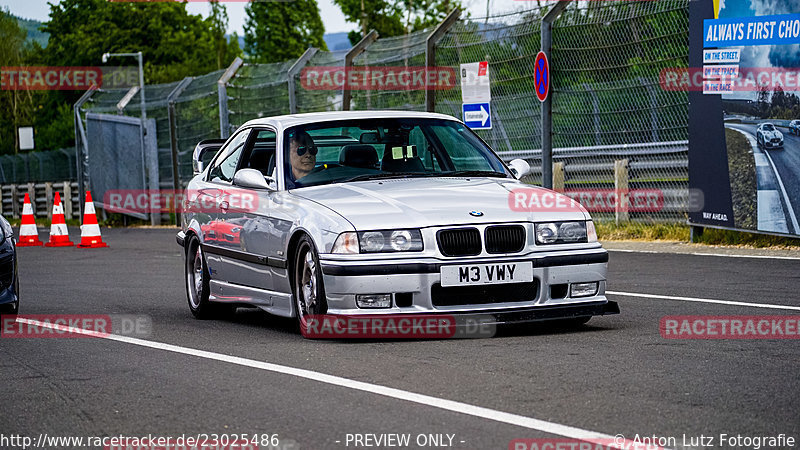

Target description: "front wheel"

left=185, top=235, right=233, bottom=319
left=293, top=235, right=327, bottom=335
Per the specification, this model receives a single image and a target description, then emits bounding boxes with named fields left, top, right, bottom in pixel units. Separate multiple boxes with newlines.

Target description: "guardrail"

left=498, top=141, right=689, bottom=222
left=0, top=181, right=80, bottom=220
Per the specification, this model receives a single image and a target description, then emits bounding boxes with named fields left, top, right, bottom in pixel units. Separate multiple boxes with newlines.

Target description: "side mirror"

left=233, top=168, right=274, bottom=190
left=508, top=159, right=531, bottom=180
left=192, top=139, right=226, bottom=175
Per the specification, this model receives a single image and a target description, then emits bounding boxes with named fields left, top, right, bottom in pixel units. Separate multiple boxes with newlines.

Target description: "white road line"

left=760, top=145, right=800, bottom=233
left=15, top=318, right=634, bottom=449
left=607, top=291, right=800, bottom=311
left=607, top=248, right=800, bottom=260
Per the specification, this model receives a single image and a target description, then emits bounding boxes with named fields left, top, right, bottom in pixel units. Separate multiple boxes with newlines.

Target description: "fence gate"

left=85, top=113, right=159, bottom=224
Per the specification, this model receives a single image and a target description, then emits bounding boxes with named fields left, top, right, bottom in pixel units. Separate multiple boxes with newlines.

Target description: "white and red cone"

left=17, top=192, right=43, bottom=247
left=77, top=191, right=108, bottom=248
left=44, top=191, right=74, bottom=247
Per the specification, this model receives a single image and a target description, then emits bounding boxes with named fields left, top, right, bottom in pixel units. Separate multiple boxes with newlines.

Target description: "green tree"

left=0, top=9, right=35, bottom=153
left=243, top=0, right=327, bottom=64
left=42, top=0, right=240, bottom=83
left=334, top=0, right=460, bottom=44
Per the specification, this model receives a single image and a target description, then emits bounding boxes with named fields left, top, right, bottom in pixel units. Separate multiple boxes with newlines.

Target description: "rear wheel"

left=293, top=235, right=327, bottom=335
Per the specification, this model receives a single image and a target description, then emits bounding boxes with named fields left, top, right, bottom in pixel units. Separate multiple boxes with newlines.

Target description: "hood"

left=293, top=177, right=588, bottom=230
left=763, top=129, right=782, bottom=139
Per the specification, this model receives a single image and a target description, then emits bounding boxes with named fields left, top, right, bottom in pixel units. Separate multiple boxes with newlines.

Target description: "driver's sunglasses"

left=297, top=144, right=318, bottom=156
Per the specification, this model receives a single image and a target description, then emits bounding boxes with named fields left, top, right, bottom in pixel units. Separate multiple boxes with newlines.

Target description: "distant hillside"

left=235, top=32, right=351, bottom=57
left=323, top=32, right=351, bottom=51
left=13, top=15, right=48, bottom=47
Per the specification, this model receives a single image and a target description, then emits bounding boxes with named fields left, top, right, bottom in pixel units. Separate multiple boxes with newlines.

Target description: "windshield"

left=282, top=118, right=511, bottom=189
left=763, top=124, right=775, bottom=131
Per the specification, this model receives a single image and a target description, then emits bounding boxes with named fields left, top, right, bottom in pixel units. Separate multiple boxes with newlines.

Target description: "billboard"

left=689, top=0, right=800, bottom=236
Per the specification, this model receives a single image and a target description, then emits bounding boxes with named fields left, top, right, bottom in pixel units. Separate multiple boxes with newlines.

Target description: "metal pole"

left=218, top=57, right=244, bottom=138
left=541, top=0, right=572, bottom=189
left=138, top=52, right=146, bottom=123
left=167, top=77, right=193, bottom=225
left=425, top=8, right=461, bottom=112
left=73, top=86, right=97, bottom=222
left=343, top=30, right=378, bottom=111
left=288, top=48, right=319, bottom=114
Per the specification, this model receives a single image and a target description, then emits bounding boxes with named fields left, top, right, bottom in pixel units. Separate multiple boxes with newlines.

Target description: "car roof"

left=240, top=110, right=463, bottom=130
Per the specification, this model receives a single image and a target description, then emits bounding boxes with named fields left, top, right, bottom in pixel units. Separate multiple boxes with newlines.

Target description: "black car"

left=0, top=216, right=19, bottom=314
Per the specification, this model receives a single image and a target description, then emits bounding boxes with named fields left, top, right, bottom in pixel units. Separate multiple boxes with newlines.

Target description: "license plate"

left=440, top=262, right=533, bottom=287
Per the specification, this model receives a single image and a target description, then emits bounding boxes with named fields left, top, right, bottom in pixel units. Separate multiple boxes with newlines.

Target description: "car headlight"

left=0, top=218, right=12, bottom=241
left=332, top=230, right=423, bottom=254
left=535, top=221, right=589, bottom=245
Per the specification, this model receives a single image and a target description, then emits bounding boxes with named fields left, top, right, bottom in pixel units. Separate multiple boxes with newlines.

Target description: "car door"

left=221, top=128, right=281, bottom=300
left=201, top=128, right=251, bottom=299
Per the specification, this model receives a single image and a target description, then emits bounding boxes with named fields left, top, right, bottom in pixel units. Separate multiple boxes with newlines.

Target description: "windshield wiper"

left=441, top=170, right=508, bottom=178
left=340, top=172, right=439, bottom=183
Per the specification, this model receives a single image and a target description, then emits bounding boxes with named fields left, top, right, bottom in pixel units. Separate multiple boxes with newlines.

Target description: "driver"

left=286, top=130, right=317, bottom=189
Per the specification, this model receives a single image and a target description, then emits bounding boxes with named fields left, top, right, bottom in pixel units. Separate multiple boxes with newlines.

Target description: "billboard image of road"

left=689, top=0, right=800, bottom=235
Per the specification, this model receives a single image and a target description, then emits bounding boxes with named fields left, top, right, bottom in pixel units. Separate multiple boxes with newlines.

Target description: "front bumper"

left=764, top=140, right=784, bottom=148
left=318, top=249, right=614, bottom=319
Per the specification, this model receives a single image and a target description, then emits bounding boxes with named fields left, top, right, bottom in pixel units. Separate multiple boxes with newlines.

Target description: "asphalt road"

left=1, top=228, right=798, bottom=450
left=727, top=123, right=800, bottom=229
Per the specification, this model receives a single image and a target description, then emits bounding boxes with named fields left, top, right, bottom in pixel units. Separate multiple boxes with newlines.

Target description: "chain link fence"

left=70, top=0, right=690, bottom=225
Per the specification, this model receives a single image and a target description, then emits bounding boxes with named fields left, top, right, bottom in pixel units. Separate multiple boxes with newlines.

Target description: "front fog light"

left=570, top=282, right=599, bottom=298
left=356, top=294, right=392, bottom=308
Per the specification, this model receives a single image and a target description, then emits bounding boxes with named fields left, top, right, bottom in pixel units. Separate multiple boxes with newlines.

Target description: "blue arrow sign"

left=462, top=102, right=492, bottom=130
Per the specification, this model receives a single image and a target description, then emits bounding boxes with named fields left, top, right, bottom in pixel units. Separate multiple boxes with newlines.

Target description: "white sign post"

left=19, top=127, right=34, bottom=151
left=460, top=62, right=492, bottom=129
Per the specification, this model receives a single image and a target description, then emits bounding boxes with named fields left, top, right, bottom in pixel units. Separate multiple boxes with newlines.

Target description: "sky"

left=0, top=0, right=490, bottom=35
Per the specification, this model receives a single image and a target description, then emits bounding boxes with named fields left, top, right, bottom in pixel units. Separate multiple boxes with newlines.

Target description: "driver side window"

left=208, top=130, right=250, bottom=183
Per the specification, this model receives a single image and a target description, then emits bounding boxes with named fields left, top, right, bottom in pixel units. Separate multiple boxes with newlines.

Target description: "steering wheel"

left=308, top=163, right=341, bottom=174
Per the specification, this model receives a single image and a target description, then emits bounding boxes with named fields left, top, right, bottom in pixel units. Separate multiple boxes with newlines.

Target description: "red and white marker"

left=44, top=191, right=74, bottom=247
left=17, top=192, right=43, bottom=247
left=77, top=191, right=108, bottom=248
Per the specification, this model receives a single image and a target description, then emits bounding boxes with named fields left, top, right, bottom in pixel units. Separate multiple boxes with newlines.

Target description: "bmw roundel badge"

left=469, top=211, right=484, bottom=217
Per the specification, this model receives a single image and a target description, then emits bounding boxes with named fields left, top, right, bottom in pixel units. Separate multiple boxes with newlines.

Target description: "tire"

left=185, top=235, right=233, bottom=319
left=292, top=235, right=327, bottom=335
left=0, top=270, right=20, bottom=314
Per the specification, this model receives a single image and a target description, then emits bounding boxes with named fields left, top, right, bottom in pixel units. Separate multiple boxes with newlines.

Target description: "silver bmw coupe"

left=177, top=111, right=618, bottom=335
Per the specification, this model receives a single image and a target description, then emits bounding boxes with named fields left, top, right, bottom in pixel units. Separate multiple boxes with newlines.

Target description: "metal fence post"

left=541, top=0, right=572, bottom=189
left=288, top=48, right=319, bottom=114
left=425, top=8, right=461, bottom=112
left=583, top=83, right=602, bottom=146
left=218, top=57, right=244, bottom=139
left=638, top=77, right=659, bottom=142
left=166, top=77, right=193, bottom=225
left=343, top=30, right=378, bottom=111
left=614, top=159, right=630, bottom=224
left=73, top=86, right=97, bottom=222
left=11, top=185, right=19, bottom=219
left=63, top=181, right=72, bottom=220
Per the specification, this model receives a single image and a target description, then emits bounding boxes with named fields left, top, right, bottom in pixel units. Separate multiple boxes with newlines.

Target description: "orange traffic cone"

left=17, top=192, right=43, bottom=247
left=44, top=191, right=74, bottom=247
left=77, top=191, right=108, bottom=248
